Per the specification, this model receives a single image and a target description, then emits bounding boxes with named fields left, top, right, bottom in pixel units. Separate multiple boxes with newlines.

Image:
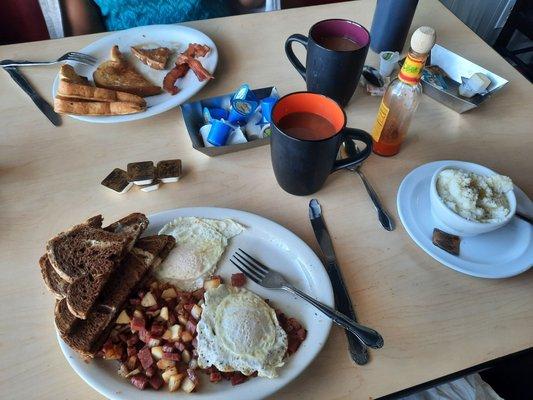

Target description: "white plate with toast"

left=58, top=207, right=334, bottom=400
left=52, top=24, right=218, bottom=123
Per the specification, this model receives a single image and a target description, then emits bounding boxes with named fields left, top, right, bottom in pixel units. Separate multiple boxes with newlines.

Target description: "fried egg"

left=197, top=284, right=288, bottom=378
left=155, top=217, right=243, bottom=290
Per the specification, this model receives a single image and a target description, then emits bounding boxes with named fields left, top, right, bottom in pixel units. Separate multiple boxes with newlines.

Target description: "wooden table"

left=0, top=1, right=531, bottom=399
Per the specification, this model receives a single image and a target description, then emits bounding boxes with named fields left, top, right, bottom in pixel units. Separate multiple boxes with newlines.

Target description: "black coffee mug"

left=285, top=19, right=370, bottom=107
left=270, top=92, right=372, bottom=196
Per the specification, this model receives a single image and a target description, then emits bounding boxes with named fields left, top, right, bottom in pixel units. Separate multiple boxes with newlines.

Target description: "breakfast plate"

left=397, top=161, right=533, bottom=279
left=58, top=207, right=334, bottom=400
left=52, top=24, right=218, bottom=123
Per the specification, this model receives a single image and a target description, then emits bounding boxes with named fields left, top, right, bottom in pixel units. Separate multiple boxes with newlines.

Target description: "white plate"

left=58, top=207, right=334, bottom=399
left=52, top=25, right=218, bottom=123
left=397, top=161, right=533, bottom=279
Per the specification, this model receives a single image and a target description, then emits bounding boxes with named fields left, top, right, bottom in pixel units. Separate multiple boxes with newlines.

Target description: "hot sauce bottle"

left=371, top=26, right=436, bottom=156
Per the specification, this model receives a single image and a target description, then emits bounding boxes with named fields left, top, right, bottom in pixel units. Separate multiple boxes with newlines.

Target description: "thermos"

left=370, top=0, right=419, bottom=53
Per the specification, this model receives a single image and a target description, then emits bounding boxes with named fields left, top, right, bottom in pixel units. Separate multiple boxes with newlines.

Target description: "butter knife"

left=309, top=199, right=372, bottom=365
left=3, top=66, right=61, bottom=126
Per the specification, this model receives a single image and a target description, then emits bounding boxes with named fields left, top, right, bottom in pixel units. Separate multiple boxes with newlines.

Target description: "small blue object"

left=230, top=84, right=259, bottom=117
left=203, top=107, right=229, bottom=123
left=207, top=119, right=232, bottom=146
left=260, top=97, right=277, bottom=123
left=227, top=107, right=248, bottom=125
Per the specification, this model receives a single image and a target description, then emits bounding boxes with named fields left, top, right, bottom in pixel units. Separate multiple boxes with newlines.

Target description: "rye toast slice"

left=93, top=46, right=161, bottom=97
left=57, top=235, right=175, bottom=357
left=131, top=46, right=171, bottom=70
left=65, top=213, right=149, bottom=319
left=39, top=255, right=70, bottom=300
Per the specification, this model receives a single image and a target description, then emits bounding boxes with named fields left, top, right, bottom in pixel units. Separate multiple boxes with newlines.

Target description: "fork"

left=230, top=248, right=384, bottom=349
left=0, top=52, right=97, bottom=68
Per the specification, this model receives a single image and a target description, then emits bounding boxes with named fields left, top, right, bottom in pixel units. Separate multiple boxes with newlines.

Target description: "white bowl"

left=429, top=161, right=516, bottom=237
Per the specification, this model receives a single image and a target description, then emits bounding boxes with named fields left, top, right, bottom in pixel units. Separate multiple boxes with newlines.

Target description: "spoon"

left=341, top=141, right=395, bottom=231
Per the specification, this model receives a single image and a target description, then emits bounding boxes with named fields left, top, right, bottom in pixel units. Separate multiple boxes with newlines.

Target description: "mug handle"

left=285, top=34, right=308, bottom=81
left=332, top=128, right=373, bottom=171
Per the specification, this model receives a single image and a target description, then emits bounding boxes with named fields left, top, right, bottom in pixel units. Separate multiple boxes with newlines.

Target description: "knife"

left=309, top=198, right=370, bottom=365
left=3, top=66, right=61, bottom=126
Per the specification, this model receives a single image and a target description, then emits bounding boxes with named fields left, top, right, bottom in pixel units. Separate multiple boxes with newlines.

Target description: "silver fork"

left=230, top=248, right=384, bottom=349
left=0, top=52, right=97, bottom=68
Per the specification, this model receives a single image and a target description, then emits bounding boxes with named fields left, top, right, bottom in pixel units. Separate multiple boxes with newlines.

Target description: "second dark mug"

left=285, top=19, right=370, bottom=107
left=270, top=92, right=372, bottom=196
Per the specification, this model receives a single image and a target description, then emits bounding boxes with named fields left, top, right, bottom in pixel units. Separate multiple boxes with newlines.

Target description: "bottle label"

left=398, top=54, right=425, bottom=84
left=371, top=100, right=390, bottom=142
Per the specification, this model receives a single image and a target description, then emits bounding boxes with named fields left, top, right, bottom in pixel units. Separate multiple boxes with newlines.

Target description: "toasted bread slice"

left=55, top=298, right=78, bottom=336
left=57, top=81, right=146, bottom=106
left=131, top=46, right=171, bottom=70
left=65, top=214, right=149, bottom=319
left=39, top=255, right=70, bottom=300
left=93, top=46, right=161, bottom=97
left=58, top=235, right=175, bottom=357
left=54, top=98, right=144, bottom=116
left=59, top=64, right=90, bottom=85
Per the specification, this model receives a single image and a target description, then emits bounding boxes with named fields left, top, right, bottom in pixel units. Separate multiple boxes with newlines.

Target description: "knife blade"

left=309, top=198, right=369, bottom=365
left=3, top=66, right=61, bottom=126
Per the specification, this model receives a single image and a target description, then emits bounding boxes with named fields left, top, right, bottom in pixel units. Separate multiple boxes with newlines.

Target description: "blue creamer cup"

left=207, top=119, right=233, bottom=146
left=227, top=107, right=249, bottom=125
left=259, top=96, right=277, bottom=124
left=231, top=84, right=259, bottom=117
left=203, top=107, right=229, bottom=123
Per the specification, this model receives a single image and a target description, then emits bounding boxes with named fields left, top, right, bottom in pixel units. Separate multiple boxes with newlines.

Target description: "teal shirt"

left=93, top=0, right=233, bottom=31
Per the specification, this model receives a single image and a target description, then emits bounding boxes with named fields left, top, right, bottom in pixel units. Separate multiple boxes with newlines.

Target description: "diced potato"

left=162, top=367, right=179, bottom=383
left=181, top=331, right=193, bottom=343
left=169, top=374, right=184, bottom=392
left=151, top=346, right=164, bottom=360
left=181, top=349, right=191, bottom=363
left=204, top=277, right=221, bottom=290
left=181, top=377, right=196, bottom=393
left=150, top=281, right=159, bottom=291
left=133, top=309, right=144, bottom=319
left=124, top=368, right=140, bottom=378
left=190, top=304, right=202, bottom=320
left=189, top=359, right=198, bottom=370
left=115, top=310, right=131, bottom=324
left=148, top=338, right=161, bottom=348
left=126, top=355, right=137, bottom=370
left=178, top=315, right=188, bottom=326
left=170, top=324, right=182, bottom=341
left=156, top=358, right=176, bottom=370
left=162, top=329, right=171, bottom=340
left=161, top=288, right=177, bottom=300
left=141, top=292, right=157, bottom=307
left=160, top=307, right=169, bottom=321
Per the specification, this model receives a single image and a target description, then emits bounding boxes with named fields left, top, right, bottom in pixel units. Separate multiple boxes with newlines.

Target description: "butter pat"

left=458, top=72, right=491, bottom=98
left=436, top=168, right=513, bottom=223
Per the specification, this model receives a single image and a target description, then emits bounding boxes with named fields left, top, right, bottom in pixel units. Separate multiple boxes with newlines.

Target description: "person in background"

left=38, top=0, right=280, bottom=38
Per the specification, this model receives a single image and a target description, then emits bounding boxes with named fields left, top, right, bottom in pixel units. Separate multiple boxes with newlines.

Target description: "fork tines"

left=65, top=52, right=97, bottom=66
left=230, top=248, right=268, bottom=284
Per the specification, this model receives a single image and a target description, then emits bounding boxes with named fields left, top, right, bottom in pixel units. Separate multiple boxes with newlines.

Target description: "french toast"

left=93, top=46, right=162, bottom=97
left=131, top=46, right=171, bottom=70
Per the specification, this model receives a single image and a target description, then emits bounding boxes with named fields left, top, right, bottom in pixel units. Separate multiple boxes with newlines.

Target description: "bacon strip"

left=162, top=43, right=212, bottom=95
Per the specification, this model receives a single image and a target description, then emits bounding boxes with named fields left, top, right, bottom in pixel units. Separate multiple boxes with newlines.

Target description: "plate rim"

left=51, top=24, right=218, bottom=124
left=397, top=160, right=532, bottom=279
left=57, top=206, right=334, bottom=400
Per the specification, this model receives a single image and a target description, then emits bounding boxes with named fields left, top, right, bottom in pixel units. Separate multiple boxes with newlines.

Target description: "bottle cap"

left=410, top=26, right=436, bottom=54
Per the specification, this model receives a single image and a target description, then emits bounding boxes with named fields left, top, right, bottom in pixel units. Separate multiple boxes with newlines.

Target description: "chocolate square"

left=101, top=168, right=132, bottom=194
left=127, top=161, right=155, bottom=185
left=432, top=228, right=461, bottom=256
left=157, top=159, right=182, bottom=183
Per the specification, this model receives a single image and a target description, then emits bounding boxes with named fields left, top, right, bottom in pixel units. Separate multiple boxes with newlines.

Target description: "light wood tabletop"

left=0, top=0, right=532, bottom=399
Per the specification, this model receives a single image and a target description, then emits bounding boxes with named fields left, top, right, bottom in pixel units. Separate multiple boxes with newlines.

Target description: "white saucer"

left=397, top=161, right=533, bottom=279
